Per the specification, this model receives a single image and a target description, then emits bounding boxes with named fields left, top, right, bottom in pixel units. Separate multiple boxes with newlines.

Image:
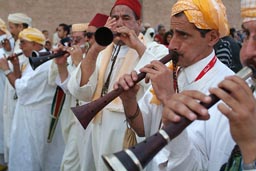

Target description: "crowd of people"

left=0, top=0, right=255, bottom=171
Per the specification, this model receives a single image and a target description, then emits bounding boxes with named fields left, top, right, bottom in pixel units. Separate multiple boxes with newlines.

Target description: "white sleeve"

left=134, top=42, right=169, bottom=95
left=154, top=106, right=235, bottom=171
left=55, top=73, right=71, bottom=94
left=48, top=60, right=58, bottom=86
left=15, top=62, right=55, bottom=105
left=67, top=62, right=98, bottom=102
left=15, top=67, right=46, bottom=97
left=160, top=130, right=206, bottom=171
left=139, top=95, right=235, bottom=171
left=134, top=42, right=169, bottom=72
left=138, top=87, right=163, bottom=137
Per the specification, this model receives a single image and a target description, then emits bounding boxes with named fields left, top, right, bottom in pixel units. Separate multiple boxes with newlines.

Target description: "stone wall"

left=0, top=0, right=242, bottom=38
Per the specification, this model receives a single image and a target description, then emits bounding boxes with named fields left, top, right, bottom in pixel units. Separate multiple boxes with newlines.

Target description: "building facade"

left=0, top=0, right=241, bottom=39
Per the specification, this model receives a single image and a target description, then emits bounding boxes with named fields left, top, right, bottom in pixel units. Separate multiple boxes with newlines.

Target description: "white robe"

left=139, top=51, right=236, bottom=171
left=2, top=39, right=26, bottom=162
left=0, top=49, right=6, bottom=155
left=8, top=53, right=65, bottom=171
left=68, top=42, right=169, bottom=171
left=50, top=55, right=87, bottom=171
left=0, top=35, right=14, bottom=164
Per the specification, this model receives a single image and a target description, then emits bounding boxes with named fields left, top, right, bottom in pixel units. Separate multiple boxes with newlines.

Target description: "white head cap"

left=8, top=13, right=32, bottom=26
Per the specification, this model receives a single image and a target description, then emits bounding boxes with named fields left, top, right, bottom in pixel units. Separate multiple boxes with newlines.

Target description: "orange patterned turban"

left=241, top=0, right=256, bottom=23
left=171, top=0, right=229, bottom=38
left=19, top=28, right=46, bottom=45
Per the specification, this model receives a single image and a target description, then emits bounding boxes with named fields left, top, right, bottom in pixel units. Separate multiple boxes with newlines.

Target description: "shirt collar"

left=182, top=50, right=215, bottom=84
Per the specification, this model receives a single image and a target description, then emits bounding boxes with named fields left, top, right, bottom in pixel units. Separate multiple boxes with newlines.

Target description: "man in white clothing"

left=0, top=18, right=13, bottom=170
left=2, top=13, right=32, bottom=163
left=115, top=0, right=236, bottom=170
left=0, top=28, right=64, bottom=171
left=53, top=14, right=109, bottom=170
left=148, top=1, right=256, bottom=170
left=67, top=0, right=169, bottom=170
left=53, top=22, right=90, bottom=171
left=182, top=1, right=256, bottom=170
left=7, top=13, right=32, bottom=66
left=0, top=18, right=14, bottom=56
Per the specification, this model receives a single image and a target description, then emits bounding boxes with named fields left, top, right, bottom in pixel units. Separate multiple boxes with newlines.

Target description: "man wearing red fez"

left=67, top=0, right=168, bottom=170
left=53, top=23, right=90, bottom=171
left=48, top=13, right=108, bottom=171
left=86, top=13, right=109, bottom=48
left=89, top=13, right=109, bottom=28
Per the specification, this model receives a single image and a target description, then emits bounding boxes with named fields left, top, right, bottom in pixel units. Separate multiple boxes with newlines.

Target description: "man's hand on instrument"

left=2, top=38, right=12, bottom=52
left=53, top=44, right=68, bottom=66
left=7, top=53, right=19, bottom=66
left=113, top=70, right=140, bottom=102
left=0, top=57, right=10, bottom=71
left=116, top=26, right=146, bottom=56
left=140, top=60, right=174, bottom=103
left=209, top=75, right=256, bottom=162
left=105, top=17, right=117, bottom=30
left=67, top=45, right=83, bottom=67
left=162, top=90, right=211, bottom=126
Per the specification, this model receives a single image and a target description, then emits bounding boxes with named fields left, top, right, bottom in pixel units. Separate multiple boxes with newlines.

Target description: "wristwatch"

left=4, top=69, right=12, bottom=76
left=243, top=160, right=256, bottom=170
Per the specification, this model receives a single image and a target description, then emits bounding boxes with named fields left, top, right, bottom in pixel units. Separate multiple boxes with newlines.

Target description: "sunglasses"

left=85, top=32, right=94, bottom=39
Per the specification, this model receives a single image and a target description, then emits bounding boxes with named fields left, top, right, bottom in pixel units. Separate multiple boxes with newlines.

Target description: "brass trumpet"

left=102, top=65, right=256, bottom=171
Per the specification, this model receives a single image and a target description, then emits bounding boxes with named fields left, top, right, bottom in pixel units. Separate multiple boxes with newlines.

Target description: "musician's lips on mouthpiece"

left=244, top=58, right=256, bottom=68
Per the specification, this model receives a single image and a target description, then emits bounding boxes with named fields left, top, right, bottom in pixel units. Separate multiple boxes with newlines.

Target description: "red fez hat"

left=112, top=0, right=141, bottom=19
left=89, top=13, right=109, bottom=28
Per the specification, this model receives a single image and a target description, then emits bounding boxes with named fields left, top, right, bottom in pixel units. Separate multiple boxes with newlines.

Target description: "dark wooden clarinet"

left=71, top=51, right=179, bottom=129
left=101, top=65, right=256, bottom=171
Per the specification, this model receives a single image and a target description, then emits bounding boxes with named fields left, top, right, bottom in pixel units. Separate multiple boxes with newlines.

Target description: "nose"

left=85, top=37, right=90, bottom=42
left=168, top=35, right=179, bottom=51
left=244, top=37, right=256, bottom=56
left=115, top=17, right=124, bottom=27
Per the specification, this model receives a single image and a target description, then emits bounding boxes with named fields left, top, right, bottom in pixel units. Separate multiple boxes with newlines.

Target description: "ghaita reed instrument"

left=102, top=65, right=256, bottom=171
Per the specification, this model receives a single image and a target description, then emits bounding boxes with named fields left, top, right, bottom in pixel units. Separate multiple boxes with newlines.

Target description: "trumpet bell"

left=94, top=27, right=114, bottom=46
left=29, top=54, right=51, bottom=70
left=31, top=51, right=51, bottom=58
left=29, top=50, right=65, bottom=70
left=102, top=150, right=143, bottom=171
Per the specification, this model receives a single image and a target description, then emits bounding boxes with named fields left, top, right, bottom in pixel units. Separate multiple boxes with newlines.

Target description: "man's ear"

left=207, top=30, right=220, bottom=47
left=136, top=19, right=142, bottom=34
left=64, top=31, right=68, bottom=37
left=18, top=24, right=24, bottom=31
left=137, top=19, right=142, bottom=27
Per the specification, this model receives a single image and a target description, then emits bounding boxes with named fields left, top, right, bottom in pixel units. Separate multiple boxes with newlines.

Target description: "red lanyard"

left=194, top=56, right=217, bottom=82
left=174, top=56, right=217, bottom=93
